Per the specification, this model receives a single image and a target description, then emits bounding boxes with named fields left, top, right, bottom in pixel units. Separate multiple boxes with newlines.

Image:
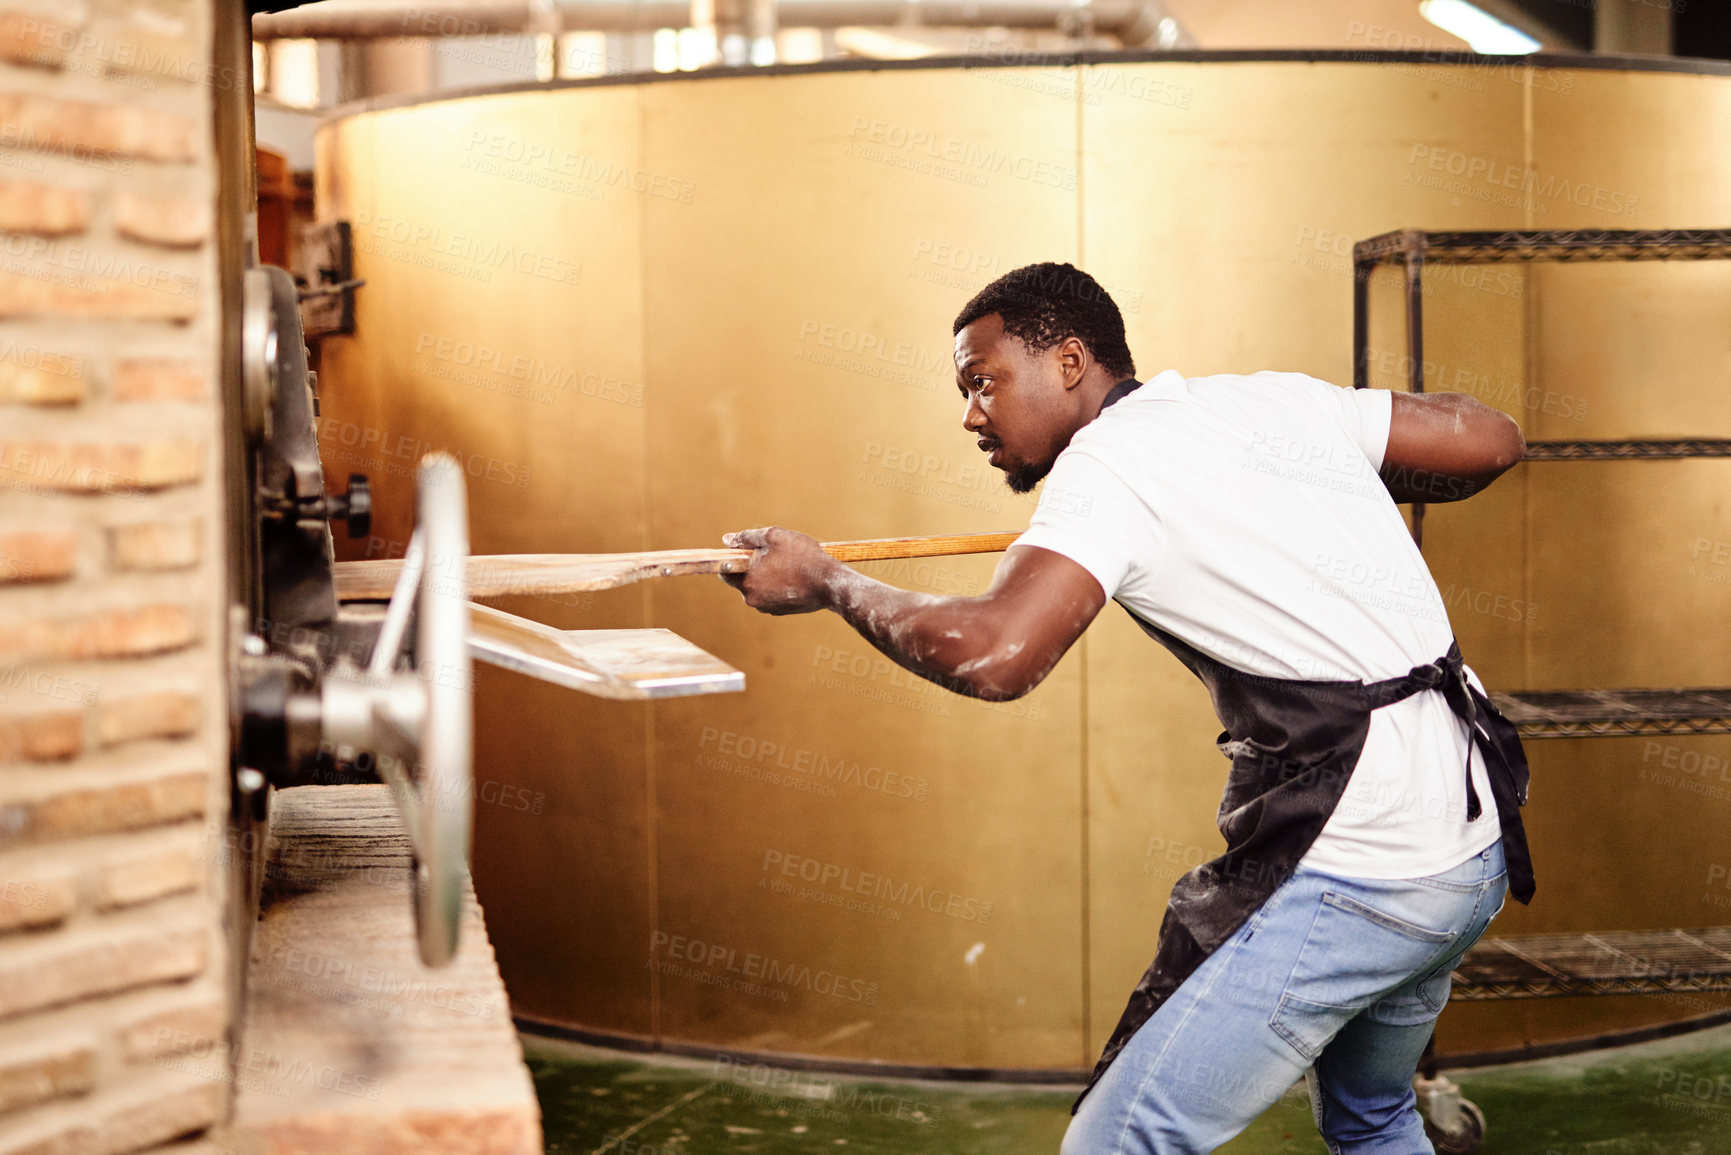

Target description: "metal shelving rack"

left=1452, top=927, right=1731, bottom=1001
left=1353, top=228, right=1731, bottom=533
left=1351, top=227, right=1731, bottom=1005
left=1490, top=687, right=1731, bottom=739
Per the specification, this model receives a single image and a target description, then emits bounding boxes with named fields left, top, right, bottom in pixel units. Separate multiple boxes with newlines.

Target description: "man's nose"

left=962, top=396, right=987, bottom=431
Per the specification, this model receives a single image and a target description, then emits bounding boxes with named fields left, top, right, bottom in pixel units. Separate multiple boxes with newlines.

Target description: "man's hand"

left=720, top=526, right=841, bottom=615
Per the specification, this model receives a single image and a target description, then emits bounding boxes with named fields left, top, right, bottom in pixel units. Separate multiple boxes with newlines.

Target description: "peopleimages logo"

left=0, top=232, right=198, bottom=297
left=351, top=211, right=583, bottom=285
left=0, top=339, right=81, bottom=380
left=648, top=931, right=880, bottom=1004
left=1407, top=145, right=1639, bottom=219
left=844, top=117, right=1076, bottom=190
left=313, top=417, right=533, bottom=489
left=760, top=850, right=993, bottom=923
left=462, top=129, right=696, bottom=203
left=260, top=944, right=498, bottom=1017
left=697, top=727, right=929, bottom=801
left=413, top=332, right=642, bottom=406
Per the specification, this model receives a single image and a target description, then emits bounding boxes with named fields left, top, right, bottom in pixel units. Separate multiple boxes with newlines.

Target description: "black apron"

left=1071, top=381, right=1537, bottom=1115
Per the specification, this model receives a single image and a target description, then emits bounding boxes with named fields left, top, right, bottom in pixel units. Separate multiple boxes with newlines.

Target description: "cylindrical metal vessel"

left=314, top=51, right=1731, bottom=1073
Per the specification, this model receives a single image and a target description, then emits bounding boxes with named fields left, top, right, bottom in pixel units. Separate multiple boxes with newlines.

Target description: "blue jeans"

left=1063, top=841, right=1508, bottom=1155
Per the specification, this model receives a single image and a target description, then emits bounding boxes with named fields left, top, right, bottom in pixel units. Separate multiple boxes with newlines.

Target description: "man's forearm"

left=723, top=528, right=1099, bottom=699
left=1378, top=462, right=1507, bottom=503
left=817, top=564, right=1024, bottom=700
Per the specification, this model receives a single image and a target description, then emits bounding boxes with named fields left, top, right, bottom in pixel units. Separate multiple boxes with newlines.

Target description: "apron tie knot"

left=1407, top=662, right=1447, bottom=690
left=1397, top=643, right=1482, bottom=820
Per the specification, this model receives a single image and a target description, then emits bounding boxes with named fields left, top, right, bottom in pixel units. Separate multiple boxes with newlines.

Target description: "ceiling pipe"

left=252, top=0, right=1192, bottom=48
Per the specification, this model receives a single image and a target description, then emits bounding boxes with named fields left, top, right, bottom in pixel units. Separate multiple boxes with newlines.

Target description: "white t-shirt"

left=1017, top=369, right=1500, bottom=880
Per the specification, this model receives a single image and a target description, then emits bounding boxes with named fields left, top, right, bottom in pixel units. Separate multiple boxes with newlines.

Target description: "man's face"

left=954, top=313, right=1079, bottom=494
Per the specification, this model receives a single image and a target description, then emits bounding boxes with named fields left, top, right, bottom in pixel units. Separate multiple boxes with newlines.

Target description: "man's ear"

left=1058, top=336, right=1089, bottom=390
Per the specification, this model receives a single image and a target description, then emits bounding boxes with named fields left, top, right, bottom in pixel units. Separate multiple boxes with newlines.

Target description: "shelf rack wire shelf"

left=1351, top=227, right=1731, bottom=1002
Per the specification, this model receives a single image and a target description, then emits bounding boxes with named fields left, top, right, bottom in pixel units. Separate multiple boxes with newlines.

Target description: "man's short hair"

left=952, top=262, right=1136, bottom=380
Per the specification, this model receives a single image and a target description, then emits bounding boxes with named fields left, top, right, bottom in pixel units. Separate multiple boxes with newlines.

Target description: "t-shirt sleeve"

left=1325, top=381, right=1395, bottom=471
left=1013, top=450, right=1156, bottom=601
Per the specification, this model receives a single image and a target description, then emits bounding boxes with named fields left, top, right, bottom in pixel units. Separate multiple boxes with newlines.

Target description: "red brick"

left=0, top=869, right=76, bottom=931
left=0, top=707, right=83, bottom=762
left=97, top=690, right=198, bottom=747
left=1, top=1078, right=221, bottom=1155
left=0, top=92, right=197, bottom=162
left=0, top=14, right=70, bottom=69
left=0, top=180, right=88, bottom=235
left=0, top=356, right=84, bottom=404
left=95, top=841, right=199, bottom=909
left=0, top=1036, right=95, bottom=1115
left=113, top=190, right=207, bottom=248
left=0, top=769, right=206, bottom=849
left=118, top=998, right=224, bottom=1062
left=0, top=440, right=202, bottom=493
left=0, top=267, right=200, bottom=322
left=111, top=357, right=205, bottom=402
left=0, top=603, right=196, bottom=662
left=0, top=919, right=206, bottom=1019
left=108, top=518, right=199, bottom=570
left=0, top=530, right=76, bottom=582
left=83, top=12, right=200, bottom=85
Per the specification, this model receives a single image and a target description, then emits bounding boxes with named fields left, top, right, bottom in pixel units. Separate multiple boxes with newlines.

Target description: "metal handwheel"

left=235, top=256, right=738, bottom=971
left=322, top=453, right=472, bottom=966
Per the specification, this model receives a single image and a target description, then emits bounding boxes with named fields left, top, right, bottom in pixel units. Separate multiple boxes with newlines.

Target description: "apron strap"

left=1363, top=639, right=1483, bottom=820
left=1363, top=638, right=1535, bottom=901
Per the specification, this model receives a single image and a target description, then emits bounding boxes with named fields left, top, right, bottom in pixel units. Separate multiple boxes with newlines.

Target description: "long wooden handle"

left=334, top=530, right=1023, bottom=601
left=816, top=531, right=1022, bottom=563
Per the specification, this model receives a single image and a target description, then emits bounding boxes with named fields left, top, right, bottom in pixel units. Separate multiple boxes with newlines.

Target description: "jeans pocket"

left=1269, top=887, right=1460, bottom=1061
left=1414, top=960, right=1456, bottom=1015
left=1320, top=892, right=1456, bottom=943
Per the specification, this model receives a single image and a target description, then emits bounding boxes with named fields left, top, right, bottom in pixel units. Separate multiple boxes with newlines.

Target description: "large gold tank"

left=313, top=53, right=1731, bottom=1073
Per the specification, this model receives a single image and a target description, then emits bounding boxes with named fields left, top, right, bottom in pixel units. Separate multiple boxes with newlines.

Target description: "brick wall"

left=0, top=1, right=230, bottom=1153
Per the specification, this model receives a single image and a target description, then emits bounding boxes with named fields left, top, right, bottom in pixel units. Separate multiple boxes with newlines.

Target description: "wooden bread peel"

left=335, top=531, right=1023, bottom=602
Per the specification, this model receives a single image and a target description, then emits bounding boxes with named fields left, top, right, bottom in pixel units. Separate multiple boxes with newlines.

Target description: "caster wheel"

left=1426, top=1098, right=1485, bottom=1155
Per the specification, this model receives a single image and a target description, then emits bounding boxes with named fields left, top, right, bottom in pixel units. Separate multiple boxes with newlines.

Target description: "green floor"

left=527, top=1022, right=1731, bottom=1154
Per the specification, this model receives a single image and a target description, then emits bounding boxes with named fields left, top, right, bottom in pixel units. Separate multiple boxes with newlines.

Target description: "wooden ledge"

left=226, top=785, right=540, bottom=1155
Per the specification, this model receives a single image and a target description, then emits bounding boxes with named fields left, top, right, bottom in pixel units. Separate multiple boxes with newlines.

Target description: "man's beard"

left=1003, top=457, right=1054, bottom=495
